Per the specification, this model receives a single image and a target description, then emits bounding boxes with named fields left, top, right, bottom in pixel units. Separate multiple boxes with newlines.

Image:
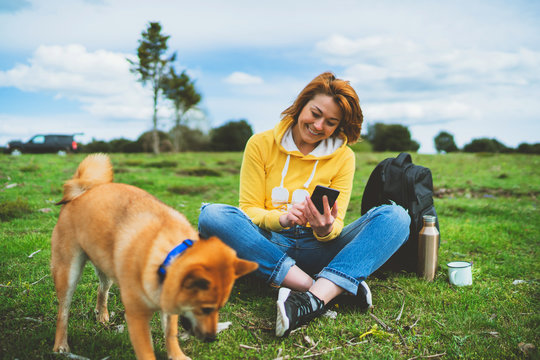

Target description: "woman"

left=198, top=72, right=410, bottom=337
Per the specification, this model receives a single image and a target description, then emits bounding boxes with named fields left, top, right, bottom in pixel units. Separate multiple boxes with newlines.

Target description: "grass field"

left=0, top=152, right=538, bottom=359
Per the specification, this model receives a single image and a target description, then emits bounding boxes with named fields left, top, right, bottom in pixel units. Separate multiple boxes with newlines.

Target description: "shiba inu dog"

left=51, top=154, right=257, bottom=360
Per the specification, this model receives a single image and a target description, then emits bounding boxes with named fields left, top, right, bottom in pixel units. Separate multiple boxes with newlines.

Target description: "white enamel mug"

left=447, top=261, right=473, bottom=286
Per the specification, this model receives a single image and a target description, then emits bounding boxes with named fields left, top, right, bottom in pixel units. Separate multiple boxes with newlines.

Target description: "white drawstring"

left=280, top=154, right=291, bottom=188
left=274, top=155, right=319, bottom=209
left=303, top=160, right=319, bottom=189
left=279, top=154, right=319, bottom=190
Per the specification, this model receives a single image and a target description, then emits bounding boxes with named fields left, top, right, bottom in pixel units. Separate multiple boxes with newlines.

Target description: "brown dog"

left=51, top=154, right=257, bottom=360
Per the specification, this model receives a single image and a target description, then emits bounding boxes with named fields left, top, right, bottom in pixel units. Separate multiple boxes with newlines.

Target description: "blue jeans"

left=198, top=203, right=410, bottom=295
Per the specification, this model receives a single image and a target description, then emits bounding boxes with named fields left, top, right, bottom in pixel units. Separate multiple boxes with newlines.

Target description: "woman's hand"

left=279, top=202, right=308, bottom=228
left=304, top=195, right=338, bottom=237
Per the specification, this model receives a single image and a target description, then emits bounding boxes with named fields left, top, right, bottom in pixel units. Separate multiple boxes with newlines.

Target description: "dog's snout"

left=204, top=334, right=217, bottom=343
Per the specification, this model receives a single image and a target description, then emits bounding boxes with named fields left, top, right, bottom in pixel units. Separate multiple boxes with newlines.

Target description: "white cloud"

left=365, top=100, right=479, bottom=123
left=438, top=48, right=540, bottom=86
left=316, top=34, right=417, bottom=60
left=319, top=34, right=540, bottom=91
left=224, top=71, right=264, bottom=85
left=0, top=44, right=153, bottom=119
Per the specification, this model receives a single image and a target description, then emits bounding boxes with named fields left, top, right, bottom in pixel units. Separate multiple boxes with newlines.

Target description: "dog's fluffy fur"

left=51, top=154, right=257, bottom=360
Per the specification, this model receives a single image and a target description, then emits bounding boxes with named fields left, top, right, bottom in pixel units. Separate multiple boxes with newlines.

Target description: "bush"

left=434, top=131, right=459, bottom=153
left=463, top=138, right=511, bottom=153
left=169, top=125, right=210, bottom=152
left=137, top=131, right=173, bottom=153
left=81, top=138, right=143, bottom=153
left=210, top=119, right=253, bottom=151
left=516, top=142, right=540, bottom=154
left=81, top=139, right=111, bottom=153
left=122, top=141, right=144, bottom=153
left=109, top=138, right=143, bottom=153
left=366, top=123, right=420, bottom=152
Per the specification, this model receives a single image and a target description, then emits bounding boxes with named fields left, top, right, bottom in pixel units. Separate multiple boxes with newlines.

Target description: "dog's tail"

left=57, top=153, right=113, bottom=205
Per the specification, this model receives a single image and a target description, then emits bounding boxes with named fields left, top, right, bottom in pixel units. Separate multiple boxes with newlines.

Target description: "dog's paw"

left=94, top=307, right=110, bottom=324
left=53, top=344, right=70, bottom=353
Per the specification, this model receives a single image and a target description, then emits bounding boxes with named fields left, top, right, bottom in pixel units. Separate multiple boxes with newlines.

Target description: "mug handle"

left=450, top=270, right=457, bottom=285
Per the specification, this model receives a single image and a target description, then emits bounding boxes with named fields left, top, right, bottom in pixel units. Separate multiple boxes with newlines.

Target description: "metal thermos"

left=417, top=215, right=439, bottom=281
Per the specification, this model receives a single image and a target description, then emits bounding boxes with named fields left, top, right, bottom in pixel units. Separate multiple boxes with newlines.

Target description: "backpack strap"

left=361, top=161, right=385, bottom=215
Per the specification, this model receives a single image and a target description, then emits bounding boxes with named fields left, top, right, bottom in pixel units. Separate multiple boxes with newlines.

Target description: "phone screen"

left=310, top=185, right=340, bottom=214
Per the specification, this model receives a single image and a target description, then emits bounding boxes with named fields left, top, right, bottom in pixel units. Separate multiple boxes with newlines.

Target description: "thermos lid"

left=423, top=215, right=437, bottom=223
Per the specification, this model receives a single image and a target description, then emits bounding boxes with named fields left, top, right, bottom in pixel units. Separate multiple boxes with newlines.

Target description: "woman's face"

left=295, top=94, right=342, bottom=146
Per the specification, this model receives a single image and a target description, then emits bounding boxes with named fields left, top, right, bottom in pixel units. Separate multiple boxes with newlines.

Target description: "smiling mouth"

left=306, top=125, right=321, bottom=136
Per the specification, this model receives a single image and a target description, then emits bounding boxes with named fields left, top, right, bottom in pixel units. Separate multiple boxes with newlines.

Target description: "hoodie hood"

left=274, top=116, right=348, bottom=160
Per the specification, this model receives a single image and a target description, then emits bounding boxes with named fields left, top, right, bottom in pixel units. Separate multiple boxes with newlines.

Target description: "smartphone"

left=310, top=185, right=340, bottom=214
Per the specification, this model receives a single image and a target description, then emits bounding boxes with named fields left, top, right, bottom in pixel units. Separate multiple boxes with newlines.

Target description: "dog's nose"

left=204, top=334, right=217, bottom=343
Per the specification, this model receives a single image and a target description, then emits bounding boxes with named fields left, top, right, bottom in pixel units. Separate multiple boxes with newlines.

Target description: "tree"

left=366, top=123, right=420, bottom=152
left=517, top=142, right=540, bottom=154
left=463, top=138, right=510, bottom=153
left=434, top=131, right=459, bottom=153
left=161, top=67, right=202, bottom=152
left=128, top=22, right=175, bottom=154
left=210, top=120, right=253, bottom=151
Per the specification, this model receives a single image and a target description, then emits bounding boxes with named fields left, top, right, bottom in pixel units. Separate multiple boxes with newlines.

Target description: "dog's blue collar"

left=158, top=239, right=194, bottom=282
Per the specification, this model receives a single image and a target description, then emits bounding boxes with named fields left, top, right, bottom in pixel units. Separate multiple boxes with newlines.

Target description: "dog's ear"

left=234, top=258, right=258, bottom=278
left=182, top=269, right=210, bottom=290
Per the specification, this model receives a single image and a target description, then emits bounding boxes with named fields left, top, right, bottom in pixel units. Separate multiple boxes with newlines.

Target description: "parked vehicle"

left=6, top=134, right=81, bottom=154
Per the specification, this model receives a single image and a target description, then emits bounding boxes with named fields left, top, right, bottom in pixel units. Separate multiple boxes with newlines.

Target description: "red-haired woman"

left=199, top=72, right=410, bottom=336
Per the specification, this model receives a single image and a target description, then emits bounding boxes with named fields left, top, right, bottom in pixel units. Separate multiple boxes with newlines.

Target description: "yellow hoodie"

left=239, top=116, right=356, bottom=241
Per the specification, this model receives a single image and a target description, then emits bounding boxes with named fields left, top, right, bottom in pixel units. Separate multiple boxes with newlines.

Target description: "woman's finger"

left=304, top=196, right=319, bottom=222
left=331, top=201, right=339, bottom=218
left=322, top=195, right=332, bottom=219
left=291, top=210, right=307, bottom=226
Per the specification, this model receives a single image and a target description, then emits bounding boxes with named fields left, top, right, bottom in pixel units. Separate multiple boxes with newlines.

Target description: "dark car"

left=7, top=134, right=80, bottom=154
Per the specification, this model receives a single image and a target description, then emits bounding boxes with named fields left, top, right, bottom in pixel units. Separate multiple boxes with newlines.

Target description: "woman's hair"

left=281, top=72, right=363, bottom=143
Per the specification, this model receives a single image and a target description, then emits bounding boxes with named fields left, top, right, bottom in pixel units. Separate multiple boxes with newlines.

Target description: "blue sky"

left=1, top=0, right=539, bottom=153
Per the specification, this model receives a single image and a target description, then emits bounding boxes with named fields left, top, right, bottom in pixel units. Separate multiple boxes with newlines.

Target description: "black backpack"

left=361, top=152, right=439, bottom=272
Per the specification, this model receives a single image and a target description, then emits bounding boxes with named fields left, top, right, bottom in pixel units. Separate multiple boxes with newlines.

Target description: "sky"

left=1, top=0, right=539, bottom=153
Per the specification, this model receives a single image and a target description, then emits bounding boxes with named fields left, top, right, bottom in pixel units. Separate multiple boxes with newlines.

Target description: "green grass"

left=0, top=152, right=538, bottom=359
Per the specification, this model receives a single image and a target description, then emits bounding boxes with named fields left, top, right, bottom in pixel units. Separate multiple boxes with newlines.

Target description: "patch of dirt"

left=176, top=168, right=222, bottom=177
left=167, top=185, right=211, bottom=195
left=434, top=187, right=538, bottom=199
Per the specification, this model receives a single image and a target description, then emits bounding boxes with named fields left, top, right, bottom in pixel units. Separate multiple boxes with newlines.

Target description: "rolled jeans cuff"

left=269, top=254, right=296, bottom=287
left=317, top=267, right=360, bottom=295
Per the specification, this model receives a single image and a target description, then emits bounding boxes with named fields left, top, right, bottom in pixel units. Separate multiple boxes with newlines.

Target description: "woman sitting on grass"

left=198, top=72, right=410, bottom=337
